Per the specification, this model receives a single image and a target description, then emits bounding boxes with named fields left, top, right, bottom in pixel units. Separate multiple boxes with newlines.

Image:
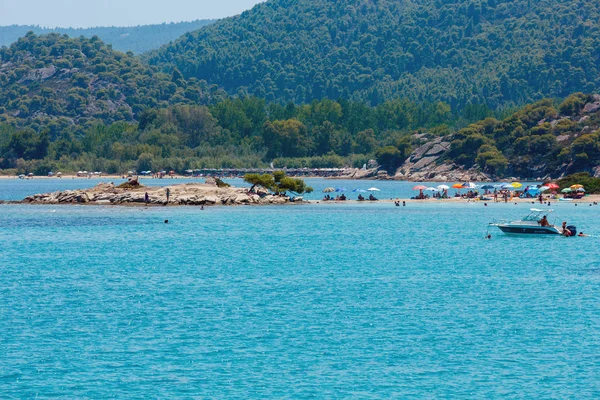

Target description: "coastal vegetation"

left=244, top=171, right=313, bottom=195
left=556, top=173, right=600, bottom=194
left=1, top=90, right=599, bottom=179
left=441, top=93, right=600, bottom=178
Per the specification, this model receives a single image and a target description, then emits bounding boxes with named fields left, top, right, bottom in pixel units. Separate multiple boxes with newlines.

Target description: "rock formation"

left=394, top=136, right=490, bottom=182
left=21, top=182, right=298, bottom=206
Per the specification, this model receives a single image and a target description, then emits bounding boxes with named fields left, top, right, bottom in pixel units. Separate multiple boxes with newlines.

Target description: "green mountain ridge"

left=150, top=0, right=600, bottom=109
left=1, top=0, right=600, bottom=178
left=0, top=32, right=227, bottom=127
left=0, top=20, right=215, bottom=54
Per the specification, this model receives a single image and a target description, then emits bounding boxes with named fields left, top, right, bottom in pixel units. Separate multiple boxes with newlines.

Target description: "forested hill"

left=0, top=33, right=227, bottom=126
left=0, top=20, right=215, bottom=54
left=149, top=0, right=600, bottom=110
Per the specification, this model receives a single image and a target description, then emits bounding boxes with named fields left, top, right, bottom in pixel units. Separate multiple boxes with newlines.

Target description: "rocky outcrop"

left=337, top=168, right=379, bottom=179
left=18, top=65, right=57, bottom=83
left=583, top=101, right=600, bottom=114
left=21, top=182, right=299, bottom=206
left=394, top=136, right=490, bottom=181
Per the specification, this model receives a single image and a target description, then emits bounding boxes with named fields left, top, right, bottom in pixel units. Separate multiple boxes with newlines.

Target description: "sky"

left=0, top=0, right=266, bottom=28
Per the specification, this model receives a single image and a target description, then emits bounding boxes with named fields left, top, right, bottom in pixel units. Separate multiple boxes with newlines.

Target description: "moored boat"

left=489, top=208, right=575, bottom=235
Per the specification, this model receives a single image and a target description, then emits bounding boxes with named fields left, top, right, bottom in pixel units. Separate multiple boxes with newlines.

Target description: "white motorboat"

left=489, top=208, right=575, bottom=235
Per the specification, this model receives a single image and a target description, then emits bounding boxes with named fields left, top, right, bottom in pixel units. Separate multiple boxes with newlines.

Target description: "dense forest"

left=0, top=33, right=227, bottom=126
left=2, top=87, right=599, bottom=180
left=0, top=20, right=215, bottom=54
left=150, top=0, right=600, bottom=109
left=440, top=93, right=600, bottom=178
left=1, top=0, right=600, bottom=179
left=0, top=93, right=467, bottom=175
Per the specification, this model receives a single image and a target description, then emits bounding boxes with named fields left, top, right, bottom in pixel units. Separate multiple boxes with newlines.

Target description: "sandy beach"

left=9, top=178, right=600, bottom=206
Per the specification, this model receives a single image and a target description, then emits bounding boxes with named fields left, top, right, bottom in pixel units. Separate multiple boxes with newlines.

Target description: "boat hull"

left=496, top=225, right=561, bottom=235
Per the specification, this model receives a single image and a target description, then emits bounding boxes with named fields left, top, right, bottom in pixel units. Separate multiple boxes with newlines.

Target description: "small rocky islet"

left=21, top=179, right=296, bottom=206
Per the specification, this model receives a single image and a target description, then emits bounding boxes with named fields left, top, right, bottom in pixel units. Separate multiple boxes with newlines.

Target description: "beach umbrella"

left=322, top=187, right=335, bottom=193
left=570, top=184, right=584, bottom=190
left=353, top=188, right=368, bottom=193
left=546, top=183, right=559, bottom=189
left=577, top=187, right=586, bottom=192
left=510, top=182, right=523, bottom=188
left=335, top=187, right=347, bottom=192
left=424, top=187, right=439, bottom=191
left=437, top=184, right=450, bottom=190
left=501, top=183, right=515, bottom=189
left=412, top=185, right=427, bottom=190
left=452, top=183, right=464, bottom=189
left=367, top=187, right=381, bottom=191
left=538, top=186, right=549, bottom=192
left=461, top=182, right=477, bottom=189
left=481, top=184, right=495, bottom=190
left=561, top=188, right=572, bottom=193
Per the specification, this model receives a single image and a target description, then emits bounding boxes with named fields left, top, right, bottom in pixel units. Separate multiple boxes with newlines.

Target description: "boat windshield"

left=523, top=208, right=554, bottom=221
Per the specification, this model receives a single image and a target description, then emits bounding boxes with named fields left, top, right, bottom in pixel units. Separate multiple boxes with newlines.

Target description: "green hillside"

left=0, top=20, right=215, bottom=54
left=150, top=0, right=600, bottom=109
left=442, top=93, right=600, bottom=178
left=0, top=32, right=227, bottom=127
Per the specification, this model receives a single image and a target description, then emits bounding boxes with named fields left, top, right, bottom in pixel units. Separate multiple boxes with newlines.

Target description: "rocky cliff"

left=394, top=135, right=490, bottom=182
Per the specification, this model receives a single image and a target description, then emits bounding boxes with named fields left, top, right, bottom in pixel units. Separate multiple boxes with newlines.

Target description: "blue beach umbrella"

left=335, top=187, right=348, bottom=192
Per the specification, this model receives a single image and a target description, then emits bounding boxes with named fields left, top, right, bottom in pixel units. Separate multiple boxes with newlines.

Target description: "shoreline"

left=0, top=173, right=545, bottom=183
left=7, top=194, right=600, bottom=206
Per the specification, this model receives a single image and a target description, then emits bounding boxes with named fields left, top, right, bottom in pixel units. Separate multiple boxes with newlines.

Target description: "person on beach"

left=539, top=193, right=543, bottom=204
left=166, top=188, right=170, bottom=203
left=145, top=192, right=149, bottom=206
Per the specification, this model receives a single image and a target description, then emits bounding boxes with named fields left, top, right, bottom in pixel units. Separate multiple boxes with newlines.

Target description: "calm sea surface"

left=2, top=179, right=600, bottom=397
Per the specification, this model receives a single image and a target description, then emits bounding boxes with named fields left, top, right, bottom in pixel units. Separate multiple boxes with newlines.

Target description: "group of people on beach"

left=323, top=193, right=378, bottom=201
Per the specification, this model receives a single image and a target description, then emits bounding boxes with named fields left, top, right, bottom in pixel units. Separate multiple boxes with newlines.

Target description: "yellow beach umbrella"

left=510, top=182, right=522, bottom=188
left=570, top=184, right=584, bottom=190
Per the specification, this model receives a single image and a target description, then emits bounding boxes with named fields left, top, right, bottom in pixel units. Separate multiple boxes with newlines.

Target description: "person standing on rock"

left=145, top=192, right=149, bottom=206
left=166, top=188, right=170, bottom=204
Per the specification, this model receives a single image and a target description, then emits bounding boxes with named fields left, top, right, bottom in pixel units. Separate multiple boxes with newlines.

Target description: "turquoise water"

left=2, top=185, right=600, bottom=397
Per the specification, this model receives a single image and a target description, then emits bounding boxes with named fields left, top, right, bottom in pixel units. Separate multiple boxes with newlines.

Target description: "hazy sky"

left=0, top=0, right=266, bottom=28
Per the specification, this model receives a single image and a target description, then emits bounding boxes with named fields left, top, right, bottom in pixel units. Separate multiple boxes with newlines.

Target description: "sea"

left=2, top=178, right=600, bottom=397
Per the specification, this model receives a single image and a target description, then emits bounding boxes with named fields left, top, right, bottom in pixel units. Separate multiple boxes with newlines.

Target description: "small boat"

left=489, top=208, right=574, bottom=235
